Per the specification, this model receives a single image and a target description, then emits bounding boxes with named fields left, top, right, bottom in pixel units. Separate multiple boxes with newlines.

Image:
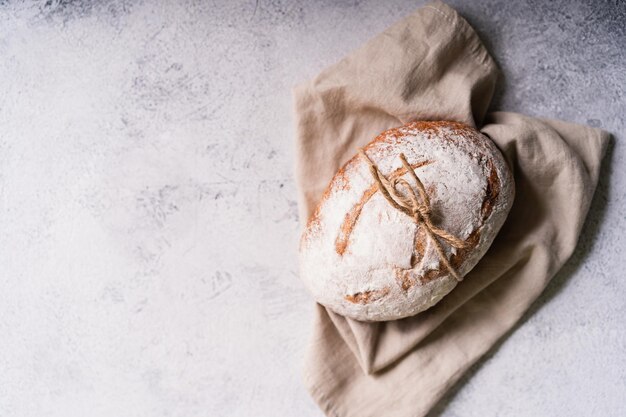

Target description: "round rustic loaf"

left=299, top=121, right=514, bottom=321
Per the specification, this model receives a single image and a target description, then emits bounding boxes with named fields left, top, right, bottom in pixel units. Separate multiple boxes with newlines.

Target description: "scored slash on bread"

left=334, top=159, right=435, bottom=256
left=299, top=121, right=514, bottom=321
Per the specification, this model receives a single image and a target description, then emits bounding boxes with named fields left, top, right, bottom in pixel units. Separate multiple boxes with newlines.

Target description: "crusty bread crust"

left=299, top=121, right=514, bottom=321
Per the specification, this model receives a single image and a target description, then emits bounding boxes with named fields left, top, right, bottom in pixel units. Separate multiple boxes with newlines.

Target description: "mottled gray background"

left=0, top=0, right=624, bottom=416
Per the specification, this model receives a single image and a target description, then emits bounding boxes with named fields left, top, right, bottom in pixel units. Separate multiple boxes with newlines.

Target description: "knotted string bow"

left=359, top=149, right=469, bottom=282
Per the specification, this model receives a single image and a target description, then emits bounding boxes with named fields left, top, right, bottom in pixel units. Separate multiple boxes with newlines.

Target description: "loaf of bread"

left=299, top=121, right=514, bottom=321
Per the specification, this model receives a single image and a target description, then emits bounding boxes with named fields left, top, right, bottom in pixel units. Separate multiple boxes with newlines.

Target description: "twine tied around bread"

left=359, top=149, right=469, bottom=282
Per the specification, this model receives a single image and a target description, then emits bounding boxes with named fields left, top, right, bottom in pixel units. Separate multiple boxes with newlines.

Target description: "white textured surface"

left=0, top=1, right=624, bottom=416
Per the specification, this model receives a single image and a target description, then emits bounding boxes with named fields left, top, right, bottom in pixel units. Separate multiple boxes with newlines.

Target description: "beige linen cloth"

left=292, top=2, right=610, bottom=417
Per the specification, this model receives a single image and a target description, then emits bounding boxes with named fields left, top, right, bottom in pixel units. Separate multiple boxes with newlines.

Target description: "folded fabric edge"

left=425, top=1, right=497, bottom=72
left=303, top=374, right=347, bottom=417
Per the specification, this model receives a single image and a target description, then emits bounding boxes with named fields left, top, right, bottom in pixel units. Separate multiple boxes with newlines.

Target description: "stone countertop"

left=0, top=1, right=623, bottom=416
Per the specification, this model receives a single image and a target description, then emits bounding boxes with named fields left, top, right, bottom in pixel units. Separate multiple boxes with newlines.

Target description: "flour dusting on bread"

left=299, top=121, right=514, bottom=321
